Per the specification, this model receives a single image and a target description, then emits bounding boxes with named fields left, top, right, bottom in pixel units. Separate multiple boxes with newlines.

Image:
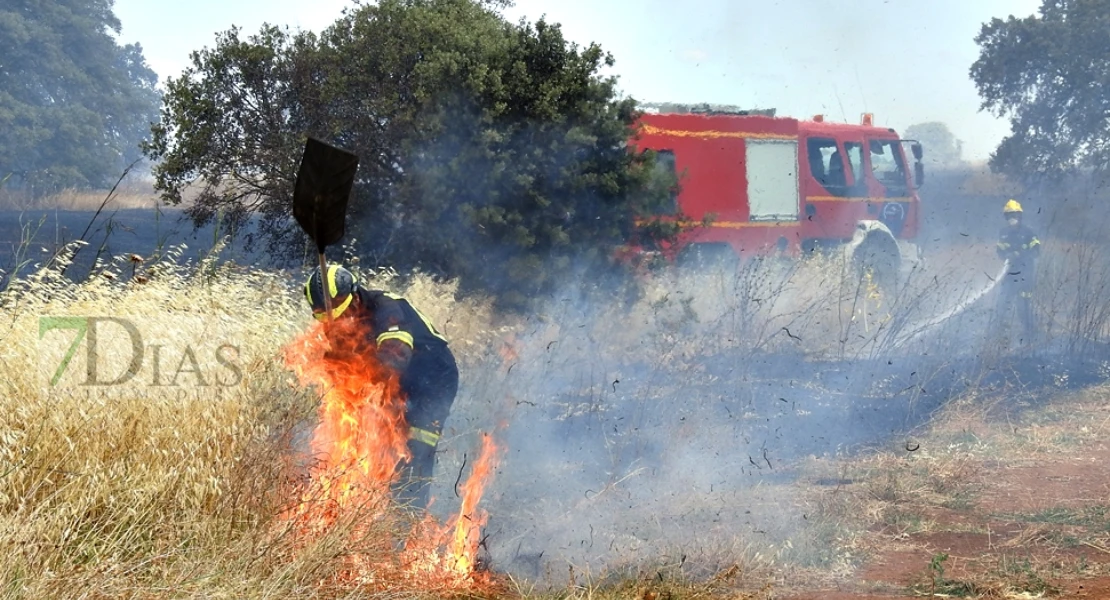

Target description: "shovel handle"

left=318, top=252, right=334, bottom=322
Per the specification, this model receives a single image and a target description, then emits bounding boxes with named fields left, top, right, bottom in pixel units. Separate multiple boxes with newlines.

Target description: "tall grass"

left=1037, top=239, right=1110, bottom=356
left=0, top=180, right=160, bottom=212
left=1, top=246, right=296, bottom=597
left=630, top=238, right=1110, bottom=365
left=4, top=225, right=1107, bottom=597
left=596, top=248, right=984, bottom=365
left=0, top=242, right=508, bottom=598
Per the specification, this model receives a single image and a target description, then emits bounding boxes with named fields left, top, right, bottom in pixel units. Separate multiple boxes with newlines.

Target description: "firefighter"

left=305, top=264, right=458, bottom=511
left=995, top=199, right=1041, bottom=343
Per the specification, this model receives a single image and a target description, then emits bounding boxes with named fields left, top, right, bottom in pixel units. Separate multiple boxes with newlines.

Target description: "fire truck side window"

left=868, top=140, right=908, bottom=197
left=649, top=149, right=679, bottom=214
left=843, top=142, right=866, bottom=197
left=806, top=138, right=847, bottom=197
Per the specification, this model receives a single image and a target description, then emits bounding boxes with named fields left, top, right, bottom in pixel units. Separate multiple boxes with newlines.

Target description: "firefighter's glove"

left=377, top=339, right=413, bottom=372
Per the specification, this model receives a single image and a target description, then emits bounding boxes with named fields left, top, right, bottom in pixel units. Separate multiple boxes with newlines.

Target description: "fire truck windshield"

left=868, top=140, right=909, bottom=196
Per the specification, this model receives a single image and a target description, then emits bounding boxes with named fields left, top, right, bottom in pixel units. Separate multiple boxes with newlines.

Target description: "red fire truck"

left=630, top=105, right=925, bottom=284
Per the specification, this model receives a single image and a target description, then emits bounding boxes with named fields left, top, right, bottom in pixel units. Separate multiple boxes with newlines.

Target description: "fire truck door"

left=746, top=139, right=800, bottom=222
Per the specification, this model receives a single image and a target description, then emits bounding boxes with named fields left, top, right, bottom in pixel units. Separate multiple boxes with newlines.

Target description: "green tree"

left=971, top=0, right=1110, bottom=180
left=146, top=0, right=673, bottom=306
left=903, top=122, right=964, bottom=169
left=0, top=0, right=161, bottom=194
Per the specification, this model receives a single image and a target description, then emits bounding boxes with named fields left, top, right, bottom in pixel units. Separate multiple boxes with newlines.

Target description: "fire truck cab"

left=632, top=105, right=925, bottom=284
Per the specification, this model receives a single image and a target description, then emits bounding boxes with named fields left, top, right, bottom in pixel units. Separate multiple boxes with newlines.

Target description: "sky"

left=113, top=0, right=1044, bottom=161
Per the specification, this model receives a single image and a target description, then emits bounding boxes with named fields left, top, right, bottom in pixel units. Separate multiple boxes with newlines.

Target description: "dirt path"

left=777, top=392, right=1110, bottom=599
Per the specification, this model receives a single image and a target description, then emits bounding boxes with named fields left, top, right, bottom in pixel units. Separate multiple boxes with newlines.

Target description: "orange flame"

left=280, top=316, right=505, bottom=593
left=400, top=432, right=501, bottom=582
left=449, top=432, right=499, bottom=573
left=283, top=317, right=410, bottom=526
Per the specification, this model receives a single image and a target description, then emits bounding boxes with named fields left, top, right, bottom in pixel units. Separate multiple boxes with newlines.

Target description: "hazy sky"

left=113, top=0, right=1044, bottom=161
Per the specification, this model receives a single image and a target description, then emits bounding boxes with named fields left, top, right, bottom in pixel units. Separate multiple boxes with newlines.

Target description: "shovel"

left=292, top=137, right=360, bottom=322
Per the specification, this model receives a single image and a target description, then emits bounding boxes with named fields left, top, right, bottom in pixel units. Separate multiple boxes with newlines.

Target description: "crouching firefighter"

left=305, top=264, right=458, bottom=511
left=995, top=199, right=1041, bottom=344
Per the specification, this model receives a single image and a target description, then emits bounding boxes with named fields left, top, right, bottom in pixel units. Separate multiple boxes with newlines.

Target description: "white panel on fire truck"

left=746, top=140, right=799, bottom=221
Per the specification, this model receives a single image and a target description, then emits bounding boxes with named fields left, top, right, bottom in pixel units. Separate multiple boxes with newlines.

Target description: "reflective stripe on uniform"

left=377, top=330, right=415, bottom=348
left=409, top=427, right=440, bottom=446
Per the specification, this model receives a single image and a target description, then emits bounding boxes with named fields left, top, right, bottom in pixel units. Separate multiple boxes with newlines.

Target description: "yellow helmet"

left=1003, top=199, right=1023, bottom=214
left=305, top=264, right=357, bottom=321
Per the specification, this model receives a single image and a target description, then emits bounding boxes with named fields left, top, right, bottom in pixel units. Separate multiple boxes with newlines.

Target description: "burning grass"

left=3, top=229, right=1110, bottom=599
left=282, top=313, right=504, bottom=592
left=0, top=243, right=871, bottom=598
left=0, top=245, right=509, bottom=597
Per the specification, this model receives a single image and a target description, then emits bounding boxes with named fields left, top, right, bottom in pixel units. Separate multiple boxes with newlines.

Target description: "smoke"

left=422, top=247, right=980, bottom=580
left=382, top=60, right=1110, bottom=584
left=419, top=181, right=1110, bottom=585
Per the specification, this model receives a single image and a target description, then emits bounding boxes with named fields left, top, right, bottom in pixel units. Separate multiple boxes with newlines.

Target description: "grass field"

left=0, top=179, right=163, bottom=212
left=2, top=233, right=1109, bottom=599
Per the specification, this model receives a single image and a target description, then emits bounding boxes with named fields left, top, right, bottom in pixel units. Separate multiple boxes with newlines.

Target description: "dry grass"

left=2, top=241, right=796, bottom=598
left=599, top=244, right=1013, bottom=368
left=518, top=566, right=776, bottom=600
left=0, top=243, right=511, bottom=598
left=0, top=179, right=161, bottom=211
left=1036, top=239, right=1110, bottom=354
left=343, top=263, right=514, bottom=372
left=1, top=246, right=310, bottom=597
left=3, top=224, right=1110, bottom=598
left=552, top=249, right=897, bottom=369
left=508, top=230, right=1110, bottom=382
left=0, top=177, right=218, bottom=212
left=788, top=382, right=1110, bottom=597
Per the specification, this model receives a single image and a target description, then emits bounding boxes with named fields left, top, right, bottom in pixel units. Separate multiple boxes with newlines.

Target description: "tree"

left=145, top=0, right=673, bottom=306
left=0, top=0, right=161, bottom=194
left=971, top=0, right=1110, bottom=181
left=903, top=122, right=964, bottom=169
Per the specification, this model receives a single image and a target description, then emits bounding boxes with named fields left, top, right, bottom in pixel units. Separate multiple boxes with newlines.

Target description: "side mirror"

left=915, top=162, right=925, bottom=187
left=912, top=142, right=923, bottom=161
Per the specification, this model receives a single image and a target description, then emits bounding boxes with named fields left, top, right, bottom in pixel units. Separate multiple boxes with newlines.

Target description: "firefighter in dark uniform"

left=995, top=199, right=1041, bottom=343
left=305, top=264, right=458, bottom=511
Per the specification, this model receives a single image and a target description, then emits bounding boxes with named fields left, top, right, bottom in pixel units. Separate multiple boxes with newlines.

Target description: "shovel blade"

left=292, top=137, right=359, bottom=253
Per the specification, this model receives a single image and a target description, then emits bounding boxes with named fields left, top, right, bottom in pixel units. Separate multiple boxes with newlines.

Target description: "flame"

left=449, top=432, right=499, bottom=573
left=400, top=432, right=501, bottom=581
left=280, top=316, right=505, bottom=594
left=283, top=317, right=410, bottom=527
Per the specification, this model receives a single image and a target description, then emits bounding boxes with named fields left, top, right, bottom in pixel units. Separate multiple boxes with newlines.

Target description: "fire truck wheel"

left=851, top=233, right=901, bottom=293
